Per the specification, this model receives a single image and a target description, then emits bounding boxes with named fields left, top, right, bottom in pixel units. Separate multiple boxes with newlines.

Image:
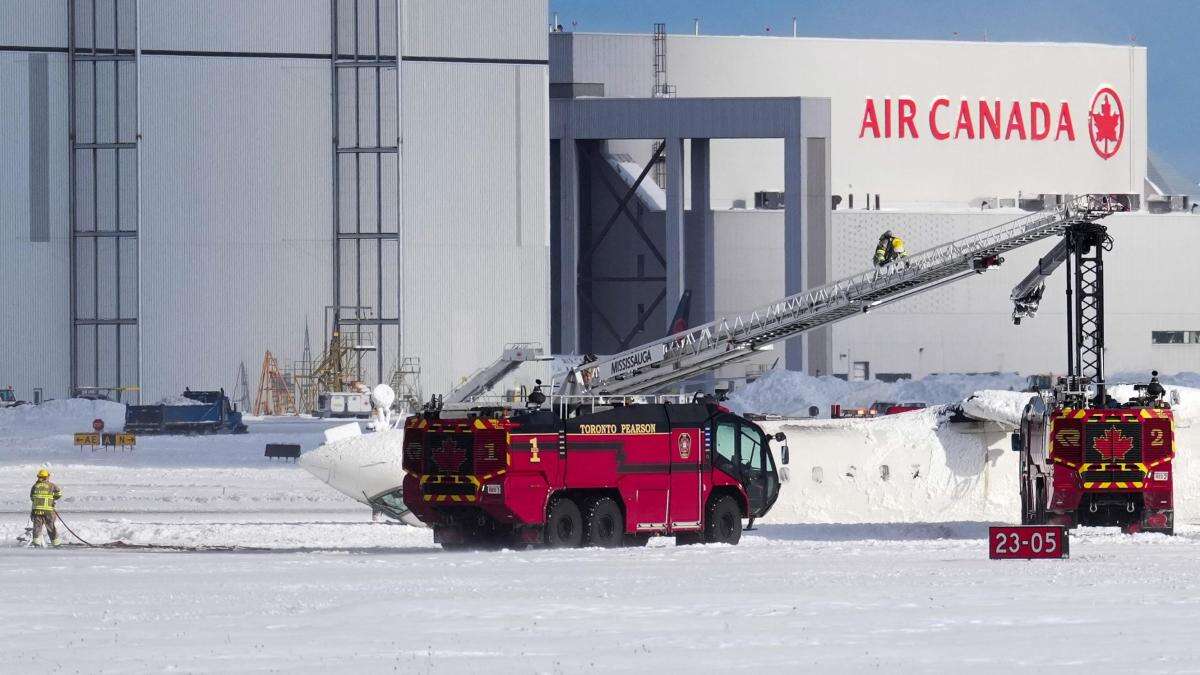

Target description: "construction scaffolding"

left=253, top=351, right=296, bottom=416
left=289, top=306, right=377, bottom=414
left=387, top=356, right=422, bottom=410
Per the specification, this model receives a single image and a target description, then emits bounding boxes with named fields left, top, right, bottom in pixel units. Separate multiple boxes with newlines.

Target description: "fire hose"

left=55, top=511, right=96, bottom=548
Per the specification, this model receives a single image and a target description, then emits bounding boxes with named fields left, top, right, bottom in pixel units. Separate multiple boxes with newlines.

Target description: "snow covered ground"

left=4, top=385, right=1200, bottom=672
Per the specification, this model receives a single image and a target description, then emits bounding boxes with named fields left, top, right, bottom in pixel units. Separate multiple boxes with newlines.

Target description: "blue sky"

left=550, top=0, right=1199, bottom=184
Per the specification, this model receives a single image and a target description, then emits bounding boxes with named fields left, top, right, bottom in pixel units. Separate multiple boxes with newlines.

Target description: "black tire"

left=705, top=496, right=743, bottom=545
left=545, top=496, right=584, bottom=548
left=1033, top=478, right=1048, bottom=525
left=1020, top=475, right=1032, bottom=525
left=584, top=497, right=625, bottom=548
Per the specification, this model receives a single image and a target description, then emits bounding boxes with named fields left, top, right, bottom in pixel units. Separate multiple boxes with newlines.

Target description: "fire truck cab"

left=1014, top=379, right=1175, bottom=535
left=401, top=397, right=786, bottom=549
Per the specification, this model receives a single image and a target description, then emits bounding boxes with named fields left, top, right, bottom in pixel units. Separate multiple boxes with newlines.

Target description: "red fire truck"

left=1015, top=382, right=1175, bottom=535
left=1009, top=211, right=1176, bottom=534
left=401, top=397, right=787, bottom=549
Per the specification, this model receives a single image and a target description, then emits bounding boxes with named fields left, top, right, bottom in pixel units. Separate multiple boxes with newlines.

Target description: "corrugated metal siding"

left=400, top=60, right=548, bottom=393
left=138, top=56, right=332, bottom=400
left=0, top=0, right=68, bottom=48
left=141, top=0, right=329, bottom=54
left=548, top=32, right=571, bottom=83
left=0, top=52, right=71, bottom=397
left=334, top=0, right=397, bottom=59
left=559, top=32, right=649, bottom=97
left=401, top=0, right=546, bottom=62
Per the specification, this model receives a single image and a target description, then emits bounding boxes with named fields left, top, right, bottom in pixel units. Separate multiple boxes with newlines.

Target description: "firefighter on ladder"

left=874, top=230, right=908, bottom=269
left=30, top=469, right=63, bottom=547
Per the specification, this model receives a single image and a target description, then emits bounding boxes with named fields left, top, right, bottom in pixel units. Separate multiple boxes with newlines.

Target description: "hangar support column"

left=784, top=134, right=806, bottom=372
left=664, top=136, right=686, bottom=332
left=688, top=138, right=714, bottom=326
left=783, top=131, right=833, bottom=376
left=556, top=138, right=581, bottom=354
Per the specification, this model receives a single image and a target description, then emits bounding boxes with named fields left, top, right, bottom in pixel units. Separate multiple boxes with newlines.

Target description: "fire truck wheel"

left=546, top=496, right=584, bottom=548
left=1020, top=477, right=1031, bottom=525
left=705, top=496, right=742, bottom=545
left=1033, top=478, right=1048, bottom=525
left=584, top=497, right=625, bottom=548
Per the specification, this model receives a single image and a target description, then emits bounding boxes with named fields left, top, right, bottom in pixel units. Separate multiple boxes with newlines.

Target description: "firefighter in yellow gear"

left=874, top=230, right=907, bottom=267
left=30, top=469, right=63, bottom=547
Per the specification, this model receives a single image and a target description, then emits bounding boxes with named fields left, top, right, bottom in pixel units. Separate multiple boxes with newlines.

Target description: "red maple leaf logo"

left=432, top=437, right=467, bottom=472
left=1093, top=428, right=1134, bottom=461
left=1088, top=87, right=1124, bottom=160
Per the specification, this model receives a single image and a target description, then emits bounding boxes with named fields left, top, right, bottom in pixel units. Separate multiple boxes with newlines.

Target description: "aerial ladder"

left=1009, top=216, right=1114, bottom=404
left=440, top=343, right=553, bottom=405
left=558, top=194, right=1124, bottom=397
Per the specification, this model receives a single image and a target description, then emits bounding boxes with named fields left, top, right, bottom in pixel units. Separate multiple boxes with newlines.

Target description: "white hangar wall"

left=553, top=32, right=1147, bottom=207
left=0, top=0, right=549, bottom=401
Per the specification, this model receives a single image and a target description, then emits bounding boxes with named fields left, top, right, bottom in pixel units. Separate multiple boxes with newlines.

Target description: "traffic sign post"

left=989, top=525, right=1070, bottom=559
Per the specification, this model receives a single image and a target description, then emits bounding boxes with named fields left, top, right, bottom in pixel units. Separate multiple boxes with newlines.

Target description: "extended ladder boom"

left=443, top=343, right=551, bottom=404
left=562, top=194, right=1122, bottom=396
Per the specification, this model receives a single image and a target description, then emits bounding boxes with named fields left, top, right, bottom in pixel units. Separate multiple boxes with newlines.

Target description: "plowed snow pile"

left=0, top=398, right=125, bottom=435
left=757, top=408, right=1017, bottom=524
left=746, top=377, right=1200, bottom=525
left=725, top=370, right=1026, bottom=417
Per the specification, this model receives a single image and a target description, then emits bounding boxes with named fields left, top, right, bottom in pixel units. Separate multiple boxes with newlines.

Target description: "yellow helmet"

left=36, top=469, right=49, bottom=479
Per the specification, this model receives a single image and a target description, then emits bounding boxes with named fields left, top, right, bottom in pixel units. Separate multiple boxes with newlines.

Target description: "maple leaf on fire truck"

left=432, top=437, right=467, bottom=472
left=1093, top=427, right=1134, bottom=461
left=1091, top=97, right=1120, bottom=144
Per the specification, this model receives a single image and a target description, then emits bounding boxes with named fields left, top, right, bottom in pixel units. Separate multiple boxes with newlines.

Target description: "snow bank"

left=0, top=398, right=125, bottom=435
left=958, top=390, right=1035, bottom=428
left=758, top=410, right=1016, bottom=524
left=156, top=395, right=207, bottom=406
left=1109, top=383, right=1200, bottom=425
left=0, top=517, right=435, bottom=550
left=755, top=382, right=1200, bottom=526
left=726, top=370, right=1025, bottom=417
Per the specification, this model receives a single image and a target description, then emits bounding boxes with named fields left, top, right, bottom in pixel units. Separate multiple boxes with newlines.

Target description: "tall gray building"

left=0, top=0, right=549, bottom=401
